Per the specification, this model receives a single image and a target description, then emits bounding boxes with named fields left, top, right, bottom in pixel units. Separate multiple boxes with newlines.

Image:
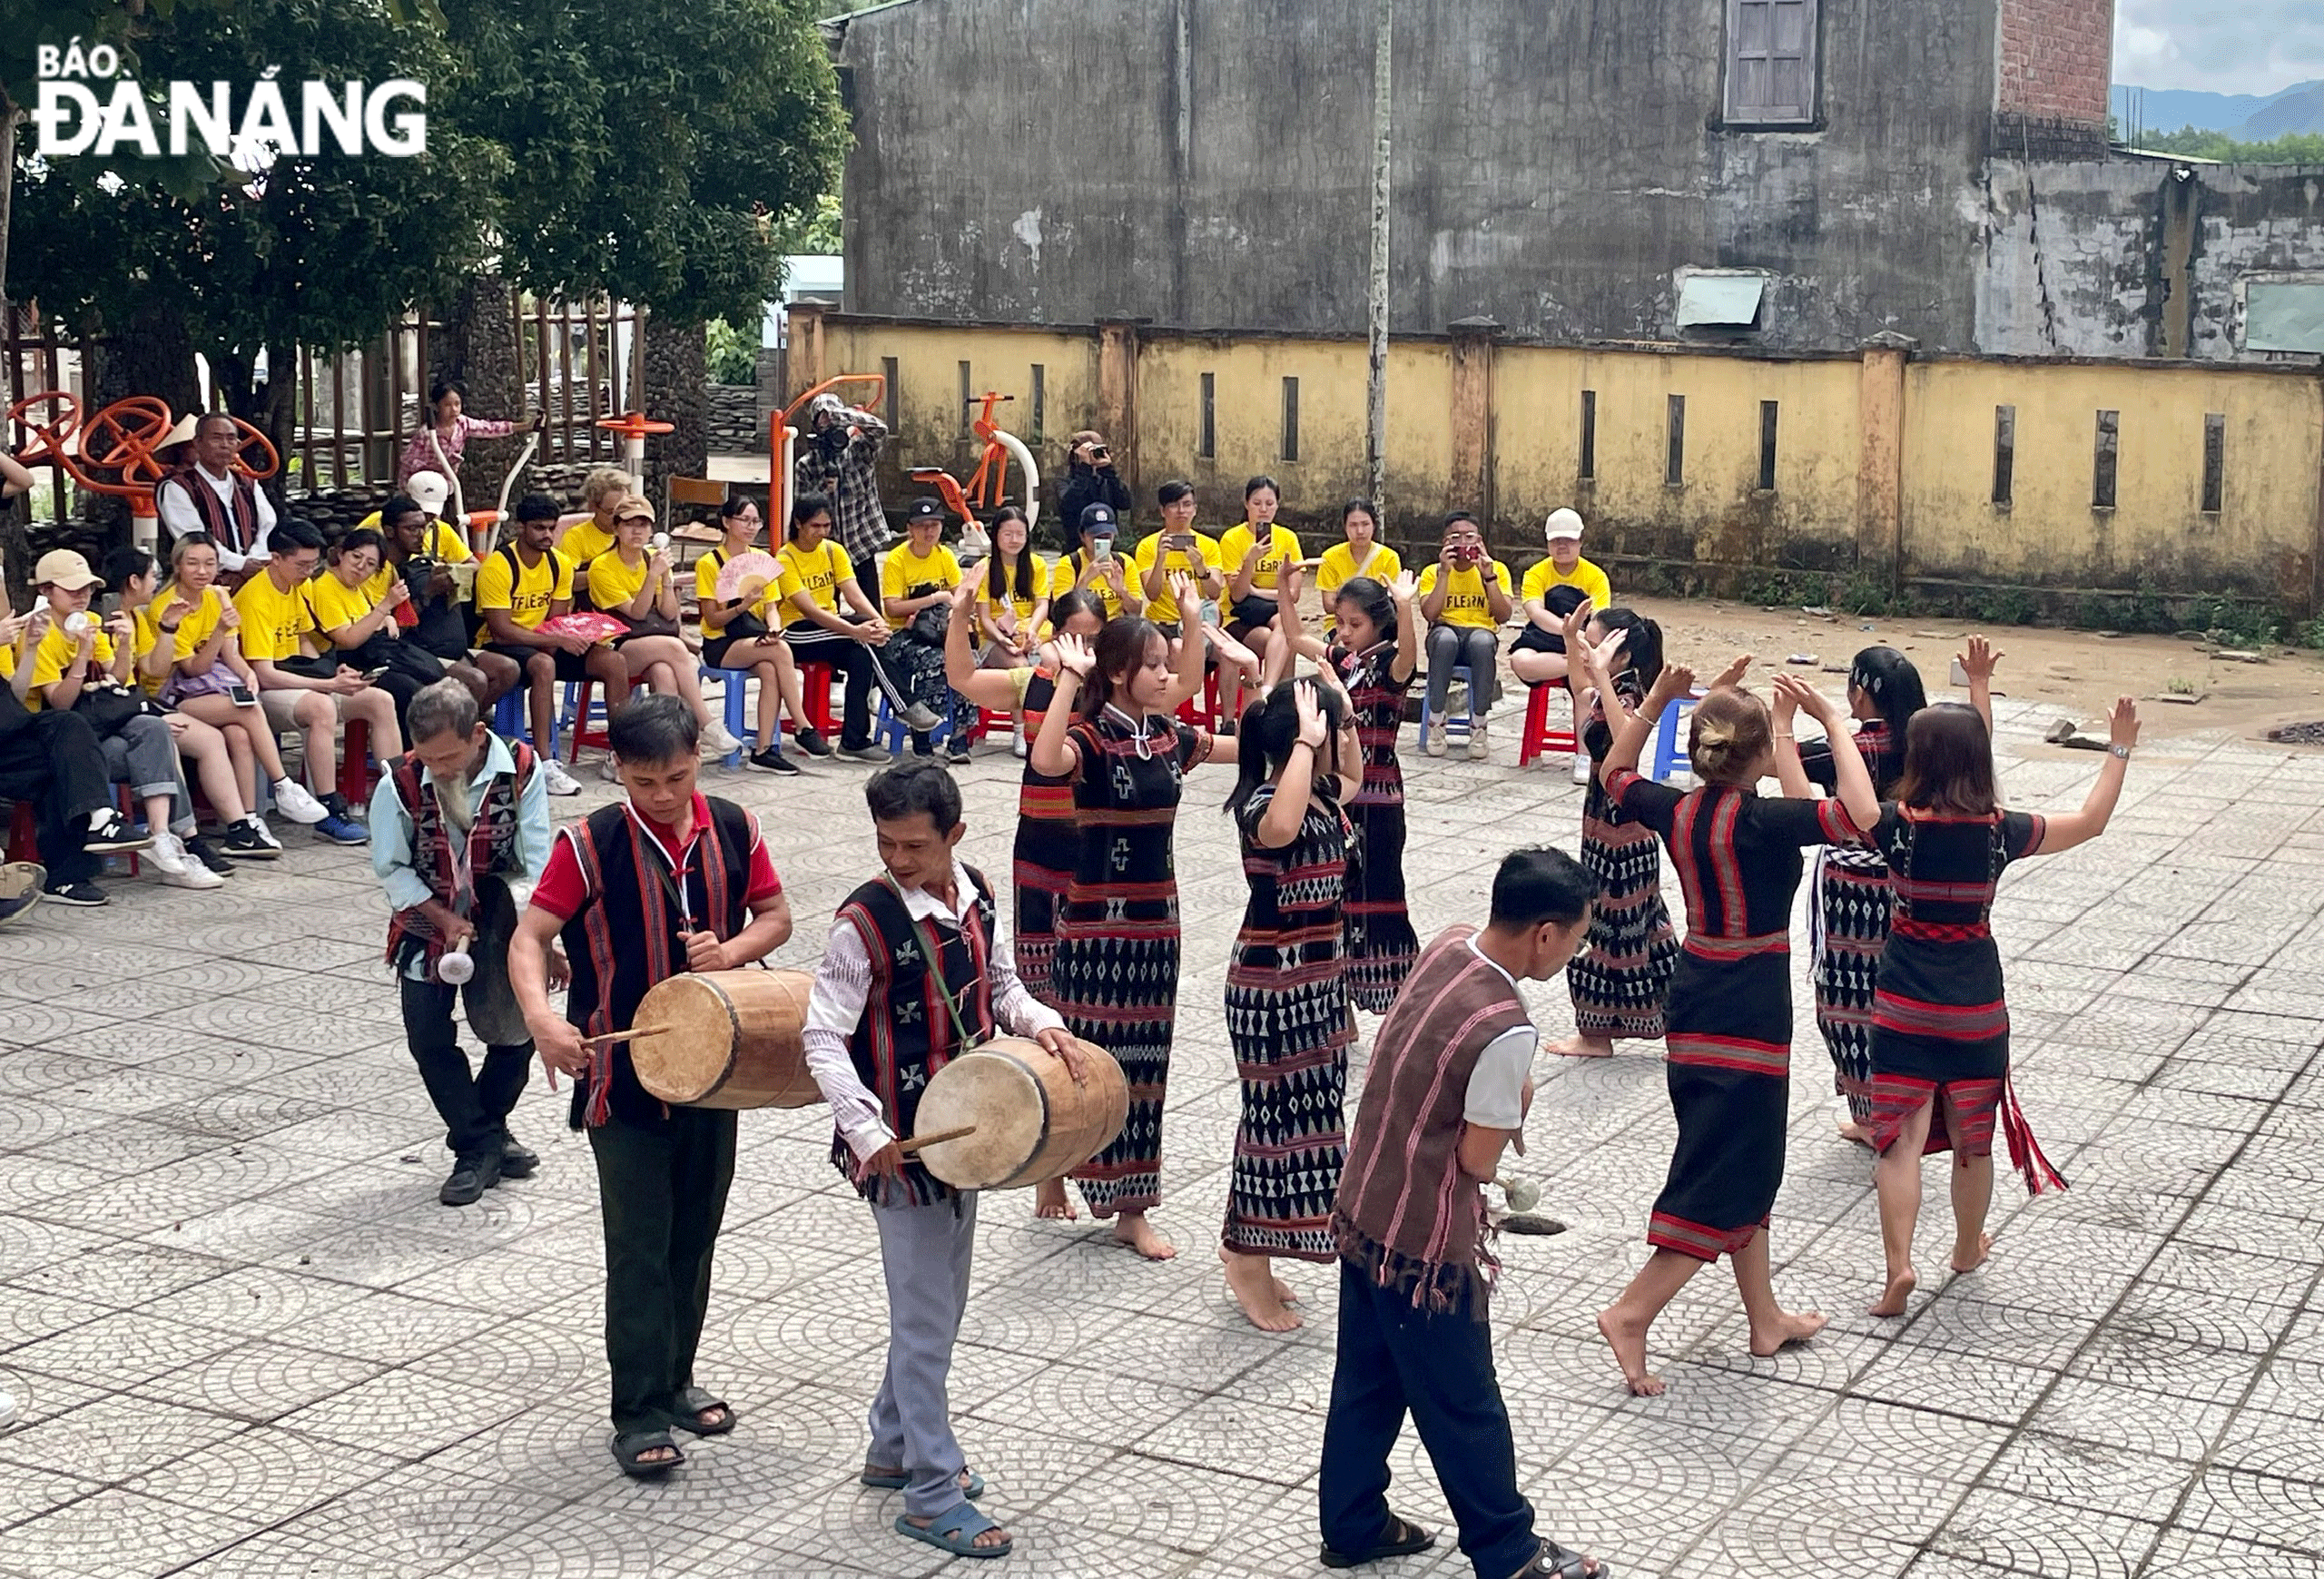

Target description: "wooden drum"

left=628, top=969, right=823, bottom=1110
left=911, top=1037, right=1128, bottom=1190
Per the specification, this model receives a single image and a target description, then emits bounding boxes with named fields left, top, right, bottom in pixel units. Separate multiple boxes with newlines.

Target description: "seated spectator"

left=15, top=550, right=221, bottom=891
left=584, top=497, right=743, bottom=762
left=308, top=528, right=446, bottom=734
left=139, top=533, right=328, bottom=848
left=975, top=507, right=1050, bottom=752
left=1314, top=498, right=1402, bottom=635
left=1510, top=508, right=1615, bottom=782
left=369, top=493, right=521, bottom=710
left=1414, top=510, right=1514, bottom=761
left=1059, top=503, right=1141, bottom=621
left=554, top=465, right=634, bottom=590
left=1218, top=475, right=1302, bottom=721
left=881, top=497, right=970, bottom=763
left=156, top=412, right=276, bottom=581
left=696, top=492, right=820, bottom=773
left=1134, top=479, right=1260, bottom=721
left=774, top=489, right=929, bottom=763
left=472, top=496, right=601, bottom=796
left=0, top=596, right=150, bottom=909
left=232, top=518, right=403, bottom=845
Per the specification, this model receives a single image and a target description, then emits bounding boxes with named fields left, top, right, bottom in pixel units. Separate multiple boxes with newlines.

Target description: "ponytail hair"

left=1224, top=678, right=1346, bottom=819
left=1687, top=686, right=1773, bottom=786
left=1849, top=646, right=1928, bottom=741
left=1594, top=607, right=1664, bottom=693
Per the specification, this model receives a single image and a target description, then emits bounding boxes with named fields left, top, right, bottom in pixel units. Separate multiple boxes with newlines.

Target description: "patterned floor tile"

left=0, top=1487, right=262, bottom=1578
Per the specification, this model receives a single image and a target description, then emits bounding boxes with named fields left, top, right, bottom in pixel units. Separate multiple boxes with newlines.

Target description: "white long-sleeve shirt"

left=803, top=861, right=1064, bottom=1161
left=157, top=466, right=277, bottom=572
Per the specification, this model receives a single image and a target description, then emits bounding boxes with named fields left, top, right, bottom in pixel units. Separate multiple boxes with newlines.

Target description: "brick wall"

left=1996, top=0, right=2113, bottom=127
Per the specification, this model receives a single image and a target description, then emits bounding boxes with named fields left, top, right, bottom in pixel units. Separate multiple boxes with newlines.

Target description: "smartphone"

left=1092, top=538, right=1113, bottom=562
left=98, top=592, right=122, bottom=617
left=228, top=682, right=258, bottom=707
left=361, top=666, right=389, bottom=684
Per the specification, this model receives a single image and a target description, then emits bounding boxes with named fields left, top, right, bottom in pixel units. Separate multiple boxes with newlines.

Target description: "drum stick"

left=576, top=1025, right=672, bottom=1047
left=898, top=1125, right=978, bottom=1154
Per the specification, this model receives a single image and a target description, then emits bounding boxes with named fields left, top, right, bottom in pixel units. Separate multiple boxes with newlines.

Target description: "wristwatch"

left=2107, top=744, right=2132, bottom=759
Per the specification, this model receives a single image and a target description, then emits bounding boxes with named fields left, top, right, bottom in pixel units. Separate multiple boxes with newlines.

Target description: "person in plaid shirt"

left=795, top=392, right=895, bottom=563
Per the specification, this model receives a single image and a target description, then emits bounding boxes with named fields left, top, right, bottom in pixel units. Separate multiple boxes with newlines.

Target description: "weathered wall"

left=1994, top=0, right=2114, bottom=155
left=834, top=0, right=2009, bottom=352
left=802, top=312, right=2324, bottom=613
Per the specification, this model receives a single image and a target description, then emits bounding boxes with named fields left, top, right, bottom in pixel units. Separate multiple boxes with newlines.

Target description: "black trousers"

left=587, top=1105, right=738, bottom=1435
left=0, top=710, right=115, bottom=886
left=398, top=976, right=532, bottom=1160
left=783, top=627, right=911, bottom=749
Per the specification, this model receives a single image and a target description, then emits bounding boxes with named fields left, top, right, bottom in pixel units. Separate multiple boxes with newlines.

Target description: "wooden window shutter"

left=1727, top=0, right=1817, bottom=125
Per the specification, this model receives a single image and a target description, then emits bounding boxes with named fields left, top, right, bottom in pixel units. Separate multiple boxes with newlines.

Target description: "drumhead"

left=914, top=1048, right=1045, bottom=1190
left=629, top=976, right=738, bottom=1104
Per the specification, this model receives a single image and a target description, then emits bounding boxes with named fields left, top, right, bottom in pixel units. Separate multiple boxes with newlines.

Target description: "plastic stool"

left=1517, top=683, right=1581, bottom=768
left=1650, top=692, right=1704, bottom=782
left=1173, top=666, right=1223, bottom=728
left=704, top=666, right=753, bottom=767
left=874, top=694, right=958, bottom=756
left=796, top=661, right=838, bottom=735
left=1416, top=663, right=1478, bottom=745
left=339, top=720, right=377, bottom=806
left=491, top=689, right=526, bottom=741
left=7, top=801, right=38, bottom=864
left=562, top=679, right=618, bottom=765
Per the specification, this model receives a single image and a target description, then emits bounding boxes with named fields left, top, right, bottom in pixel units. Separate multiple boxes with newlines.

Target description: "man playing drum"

left=509, top=696, right=794, bottom=1479
left=802, top=759, right=1088, bottom=1562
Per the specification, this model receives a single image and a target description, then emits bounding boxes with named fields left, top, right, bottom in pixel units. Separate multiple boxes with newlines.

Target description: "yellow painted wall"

left=1902, top=361, right=2323, bottom=602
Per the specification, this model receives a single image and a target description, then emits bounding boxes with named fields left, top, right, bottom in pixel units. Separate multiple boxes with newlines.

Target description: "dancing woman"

left=1551, top=600, right=1680, bottom=1059
left=1031, top=607, right=1239, bottom=1259
left=1588, top=650, right=1878, bottom=1396
left=1826, top=696, right=2135, bottom=1317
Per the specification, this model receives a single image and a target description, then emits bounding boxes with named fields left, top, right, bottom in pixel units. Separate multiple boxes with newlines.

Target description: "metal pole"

left=1365, top=0, right=1393, bottom=515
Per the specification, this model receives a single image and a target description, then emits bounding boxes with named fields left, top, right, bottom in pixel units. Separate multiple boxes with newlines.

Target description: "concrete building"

left=827, top=0, right=2324, bottom=363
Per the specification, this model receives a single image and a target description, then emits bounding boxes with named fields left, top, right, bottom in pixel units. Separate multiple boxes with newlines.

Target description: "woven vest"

left=381, top=737, right=536, bottom=973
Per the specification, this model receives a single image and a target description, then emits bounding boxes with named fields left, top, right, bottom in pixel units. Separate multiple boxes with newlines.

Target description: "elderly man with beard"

left=371, top=679, right=556, bottom=1206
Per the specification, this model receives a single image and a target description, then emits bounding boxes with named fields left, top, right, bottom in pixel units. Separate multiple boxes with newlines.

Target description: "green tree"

left=2139, top=124, right=2324, bottom=163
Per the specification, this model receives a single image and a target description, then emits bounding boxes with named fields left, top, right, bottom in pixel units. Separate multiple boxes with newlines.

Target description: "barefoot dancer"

left=1852, top=697, right=2132, bottom=1317
left=1219, top=679, right=1364, bottom=1330
left=1030, top=613, right=1240, bottom=1259
left=1589, top=656, right=1877, bottom=1397
left=1552, top=602, right=1679, bottom=1060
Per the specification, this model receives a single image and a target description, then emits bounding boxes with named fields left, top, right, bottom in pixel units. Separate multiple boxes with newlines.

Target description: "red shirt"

left=532, top=792, right=782, bottom=922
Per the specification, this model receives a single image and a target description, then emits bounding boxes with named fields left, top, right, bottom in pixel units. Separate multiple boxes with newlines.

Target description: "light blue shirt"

left=369, top=733, right=553, bottom=980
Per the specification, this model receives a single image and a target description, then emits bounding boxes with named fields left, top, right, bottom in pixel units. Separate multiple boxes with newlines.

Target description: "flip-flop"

left=1321, top=1513, right=1435, bottom=1568
left=895, top=1502, right=1011, bottom=1560
left=611, top=1430, right=684, bottom=1477
left=862, top=1465, right=985, bottom=1498
left=667, top=1387, right=734, bottom=1436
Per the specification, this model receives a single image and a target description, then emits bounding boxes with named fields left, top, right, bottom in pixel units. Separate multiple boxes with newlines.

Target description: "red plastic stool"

left=564, top=680, right=611, bottom=765
left=340, top=720, right=379, bottom=805
left=1517, top=683, right=1581, bottom=768
left=1174, top=666, right=1223, bottom=728
left=7, top=801, right=37, bottom=864
left=797, top=662, right=838, bottom=735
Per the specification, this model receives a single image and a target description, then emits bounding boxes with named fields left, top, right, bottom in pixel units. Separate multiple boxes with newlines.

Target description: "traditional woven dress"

left=1332, top=639, right=1419, bottom=1012
left=1607, top=766, right=1856, bottom=1261
left=1009, top=674, right=1073, bottom=996
left=1224, top=783, right=1354, bottom=1259
left=1802, top=721, right=1906, bottom=1121
left=1051, top=706, right=1213, bottom=1216
left=1866, top=806, right=2065, bottom=1193
left=1567, top=678, right=1679, bottom=1041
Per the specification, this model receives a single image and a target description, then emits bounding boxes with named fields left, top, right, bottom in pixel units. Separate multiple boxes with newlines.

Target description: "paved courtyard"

left=2, top=688, right=2321, bottom=1579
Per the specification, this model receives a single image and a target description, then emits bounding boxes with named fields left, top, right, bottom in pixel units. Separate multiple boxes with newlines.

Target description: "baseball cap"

left=907, top=498, right=945, bottom=522
left=33, top=549, right=101, bottom=592
left=406, top=470, right=450, bottom=516
left=1078, top=502, right=1118, bottom=534
left=612, top=495, right=657, bottom=523
left=1544, top=508, right=1585, bottom=543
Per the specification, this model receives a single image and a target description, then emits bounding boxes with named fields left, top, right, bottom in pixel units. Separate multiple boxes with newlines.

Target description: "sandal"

left=611, top=1430, right=684, bottom=1477
left=862, top=1464, right=985, bottom=1498
left=895, top=1502, right=1012, bottom=1560
left=1525, top=1538, right=1611, bottom=1579
left=668, top=1387, right=734, bottom=1436
left=1321, top=1513, right=1435, bottom=1568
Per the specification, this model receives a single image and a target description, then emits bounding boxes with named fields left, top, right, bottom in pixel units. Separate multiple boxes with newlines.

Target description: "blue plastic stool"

left=703, top=666, right=753, bottom=767
left=875, top=694, right=956, bottom=757
left=1416, top=662, right=1479, bottom=745
left=491, top=689, right=527, bottom=743
left=1650, top=692, right=1703, bottom=782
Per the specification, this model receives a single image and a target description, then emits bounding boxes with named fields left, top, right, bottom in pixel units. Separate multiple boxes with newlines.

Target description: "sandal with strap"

left=611, top=1430, right=684, bottom=1478
left=1526, top=1538, right=1611, bottom=1579
left=895, top=1502, right=1012, bottom=1560
left=667, top=1387, right=734, bottom=1436
left=1321, top=1513, right=1436, bottom=1568
left=861, top=1464, right=985, bottom=1498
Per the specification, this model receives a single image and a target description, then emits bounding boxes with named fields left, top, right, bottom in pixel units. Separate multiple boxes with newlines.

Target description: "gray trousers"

left=1425, top=625, right=1501, bottom=718
left=868, top=1188, right=978, bottom=1519
left=100, top=715, right=193, bottom=834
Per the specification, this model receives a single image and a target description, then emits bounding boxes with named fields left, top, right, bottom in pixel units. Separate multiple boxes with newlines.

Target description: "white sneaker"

left=542, top=760, right=583, bottom=797
left=1423, top=721, right=1448, bottom=758
left=271, top=777, right=329, bottom=824
left=699, top=720, right=743, bottom=758
left=1467, top=721, right=1491, bottom=763
left=150, top=832, right=225, bottom=889
left=1011, top=735, right=1028, bottom=759
left=598, top=754, right=623, bottom=784
left=1572, top=754, right=1592, bottom=785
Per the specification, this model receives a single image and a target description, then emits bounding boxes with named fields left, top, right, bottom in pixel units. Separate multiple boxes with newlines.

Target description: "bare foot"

left=1113, top=1211, right=1177, bottom=1261
left=1869, top=1267, right=1918, bottom=1317
left=1551, top=1033, right=1615, bottom=1059
left=1222, top=1248, right=1303, bottom=1332
left=1272, top=1276, right=1301, bottom=1306
left=1837, top=1120, right=1874, bottom=1146
left=1748, top=1308, right=1829, bottom=1357
left=1950, top=1233, right=1994, bottom=1275
left=1596, top=1306, right=1664, bottom=1396
left=1034, top=1178, right=1078, bottom=1221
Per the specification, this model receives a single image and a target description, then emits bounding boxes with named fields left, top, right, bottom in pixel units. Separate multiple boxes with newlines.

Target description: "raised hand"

left=1168, top=571, right=1197, bottom=615
left=1960, top=635, right=2004, bottom=683
left=217, top=603, right=241, bottom=631
left=1581, top=627, right=1629, bottom=690
left=1293, top=680, right=1328, bottom=748
left=1770, top=671, right=1804, bottom=725
left=1648, top=663, right=1697, bottom=709
left=1561, top=597, right=1595, bottom=647
left=1709, top=653, right=1754, bottom=692
left=1053, top=629, right=1096, bottom=679
left=1388, top=570, right=1417, bottom=607
left=2109, top=696, right=2140, bottom=749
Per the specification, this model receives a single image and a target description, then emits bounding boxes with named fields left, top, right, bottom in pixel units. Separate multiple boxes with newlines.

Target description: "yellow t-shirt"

left=586, top=549, right=659, bottom=614
left=19, top=622, right=118, bottom=710
left=233, top=571, right=320, bottom=663
left=305, top=572, right=381, bottom=642
left=133, top=587, right=227, bottom=695
left=359, top=522, right=474, bottom=603
left=776, top=539, right=854, bottom=630
left=880, top=542, right=963, bottom=629
left=1315, top=543, right=1404, bottom=631
left=1130, top=531, right=1222, bottom=626
left=980, top=552, right=1051, bottom=627
left=474, top=546, right=573, bottom=632
left=1520, top=555, right=1613, bottom=617
left=1416, top=558, right=1514, bottom=631
left=559, top=518, right=615, bottom=567
left=1059, top=550, right=1128, bottom=620
left=1218, top=524, right=1303, bottom=595
left=694, top=547, right=782, bottom=636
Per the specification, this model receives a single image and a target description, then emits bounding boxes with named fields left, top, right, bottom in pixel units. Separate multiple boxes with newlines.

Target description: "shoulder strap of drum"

left=882, top=873, right=982, bottom=1051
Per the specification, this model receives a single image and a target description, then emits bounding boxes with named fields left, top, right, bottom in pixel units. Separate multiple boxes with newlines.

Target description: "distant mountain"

left=2112, top=80, right=2321, bottom=137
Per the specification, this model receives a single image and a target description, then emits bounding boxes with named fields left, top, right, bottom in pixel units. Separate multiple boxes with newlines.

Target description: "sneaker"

left=270, top=778, right=329, bottom=824
left=439, top=1150, right=502, bottom=1207
left=599, top=755, right=623, bottom=784
left=947, top=742, right=972, bottom=765
left=1011, top=735, right=1028, bottom=759
left=793, top=725, right=833, bottom=758
left=222, top=819, right=283, bottom=861
left=1571, top=754, right=1592, bottom=786
left=899, top=700, right=942, bottom=733
left=542, top=760, right=584, bottom=797
left=0, top=864, right=44, bottom=928
left=747, top=745, right=802, bottom=775
left=43, top=880, right=108, bottom=906
left=497, top=1133, right=539, bottom=1179
left=321, top=791, right=365, bottom=824
left=1467, top=722, right=1491, bottom=763
left=699, top=720, right=743, bottom=758
left=146, top=829, right=192, bottom=876
left=183, top=834, right=238, bottom=875
left=313, top=812, right=369, bottom=846
left=1423, top=721, right=1448, bottom=758
left=835, top=742, right=891, bottom=765
left=82, top=811, right=153, bottom=854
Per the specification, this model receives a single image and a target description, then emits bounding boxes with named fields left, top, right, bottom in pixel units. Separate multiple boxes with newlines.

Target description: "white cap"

left=1544, top=508, right=1585, bottom=543
left=406, top=470, right=450, bottom=516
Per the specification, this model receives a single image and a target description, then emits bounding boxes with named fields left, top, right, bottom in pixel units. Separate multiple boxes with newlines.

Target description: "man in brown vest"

left=157, top=413, right=278, bottom=579
left=1321, top=845, right=1612, bottom=1579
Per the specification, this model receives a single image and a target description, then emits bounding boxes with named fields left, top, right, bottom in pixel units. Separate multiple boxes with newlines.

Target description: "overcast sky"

left=2115, top=2, right=2324, bottom=94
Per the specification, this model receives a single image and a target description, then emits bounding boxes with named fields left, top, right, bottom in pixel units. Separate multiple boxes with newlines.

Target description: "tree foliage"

left=2136, top=125, right=2324, bottom=163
